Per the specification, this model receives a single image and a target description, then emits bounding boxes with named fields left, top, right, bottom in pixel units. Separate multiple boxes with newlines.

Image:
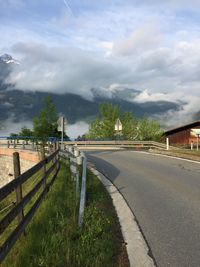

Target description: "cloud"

left=67, top=121, right=89, bottom=139
left=133, top=90, right=180, bottom=104
left=4, top=37, right=200, bottom=102
left=112, top=23, right=162, bottom=56
left=1, top=0, right=200, bottom=129
left=6, top=42, right=127, bottom=99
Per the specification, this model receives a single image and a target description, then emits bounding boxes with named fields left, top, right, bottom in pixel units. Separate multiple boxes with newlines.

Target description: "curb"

left=88, top=164, right=155, bottom=267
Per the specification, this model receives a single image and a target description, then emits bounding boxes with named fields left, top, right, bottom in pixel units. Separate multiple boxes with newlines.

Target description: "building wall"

left=168, top=126, right=200, bottom=145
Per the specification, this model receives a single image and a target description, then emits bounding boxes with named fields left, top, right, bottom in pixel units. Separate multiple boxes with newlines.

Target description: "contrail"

left=63, top=0, right=73, bottom=15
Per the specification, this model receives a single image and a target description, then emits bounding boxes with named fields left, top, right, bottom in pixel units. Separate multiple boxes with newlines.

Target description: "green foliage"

left=33, top=96, right=58, bottom=141
left=88, top=103, right=120, bottom=139
left=121, top=112, right=138, bottom=140
left=137, top=116, right=164, bottom=141
left=10, top=133, right=18, bottom=137
left=18, top=127, right=33, bottom=137
left=87, top=102, right=163, bottom=141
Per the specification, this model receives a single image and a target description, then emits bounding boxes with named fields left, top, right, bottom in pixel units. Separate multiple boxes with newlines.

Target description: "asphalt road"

left=86, top=150, right=200, bottom=267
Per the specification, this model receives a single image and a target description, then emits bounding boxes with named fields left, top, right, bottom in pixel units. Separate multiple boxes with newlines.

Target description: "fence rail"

left=0, top=149, right=60, bottom=263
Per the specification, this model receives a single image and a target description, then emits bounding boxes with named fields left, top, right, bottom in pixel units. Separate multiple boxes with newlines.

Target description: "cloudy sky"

left=1, top=0, right=200, bottom=135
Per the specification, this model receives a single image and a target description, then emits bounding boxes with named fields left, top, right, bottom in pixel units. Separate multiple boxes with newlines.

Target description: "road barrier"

left=60, top=146, right=87, bottom=228
left=1, top=138, right=180, bottom=151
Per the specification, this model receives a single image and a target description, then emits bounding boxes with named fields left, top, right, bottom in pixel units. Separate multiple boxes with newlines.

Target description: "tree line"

left=86, top=103, right=163, bottom=141
left=11, top=98, right=163, bottom=142
left=10, top=96, right=69, bottom=141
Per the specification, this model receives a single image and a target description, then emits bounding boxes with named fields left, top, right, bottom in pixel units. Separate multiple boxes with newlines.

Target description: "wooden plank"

left=46, top=150, right=58, bottom=163
left=0, top=163, right=60, bottom=263
left=0, top=159, right=45, bottom=202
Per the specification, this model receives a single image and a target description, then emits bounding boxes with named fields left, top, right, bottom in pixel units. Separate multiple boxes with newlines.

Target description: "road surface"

left=86, top=150, right=200, bottom=267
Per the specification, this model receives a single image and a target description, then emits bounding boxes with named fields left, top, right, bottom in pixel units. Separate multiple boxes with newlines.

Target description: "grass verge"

left=1, top=161, right=129, bottom=267
left=150, top=148, right=200, bottom=162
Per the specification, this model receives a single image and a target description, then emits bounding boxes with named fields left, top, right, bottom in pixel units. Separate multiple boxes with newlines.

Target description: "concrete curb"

left=88, top=164, right=155, bottom=267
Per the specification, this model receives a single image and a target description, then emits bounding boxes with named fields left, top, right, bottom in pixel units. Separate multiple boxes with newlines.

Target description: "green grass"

left=1, top=162, right=129, bottom=267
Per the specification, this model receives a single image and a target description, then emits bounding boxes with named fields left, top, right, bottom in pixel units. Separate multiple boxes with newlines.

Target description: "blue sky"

left=1, top=0, right=200, bottom=52
left=1, top=0, right=200, bottom=129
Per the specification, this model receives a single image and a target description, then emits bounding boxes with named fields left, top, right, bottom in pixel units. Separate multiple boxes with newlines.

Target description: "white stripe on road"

left=131, top=151, right=200, bottom=165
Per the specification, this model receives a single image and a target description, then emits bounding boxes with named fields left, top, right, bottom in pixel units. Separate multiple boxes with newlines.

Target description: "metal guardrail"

left=0, top=138, right=180, bottom=151
left=62, top=140, right=179, bottom=150
left=60, top=146, right=87, bottom=228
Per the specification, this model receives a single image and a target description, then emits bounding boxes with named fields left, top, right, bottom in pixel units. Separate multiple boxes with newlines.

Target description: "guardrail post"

left=32, top=141, right=34, bottom=150
left=56, top=142, right=59, bottom=170
left=68, top=146, right=73, bottom=154
left=13, top=139, right=16, bottom=149
left=41, top=146, right=46, bottom=189
left=166, top=138, right=169, bottom=150
left=191, top=141, right=193, bottom=150
left=76, top=154, right=83, bottom=197
left=13, top=152, right=24, bottom=226
left=74, top=148, right=80, bottom=157
left=78, top=154, right=87, bottom=227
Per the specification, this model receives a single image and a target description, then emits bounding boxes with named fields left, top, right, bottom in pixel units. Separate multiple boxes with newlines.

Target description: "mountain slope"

left=0, top=89, right=181, bottom=124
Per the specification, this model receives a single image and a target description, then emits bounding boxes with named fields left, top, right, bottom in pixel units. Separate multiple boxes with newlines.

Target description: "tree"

left=19, top=127, right=33, bottom=137
left=87, top=103, right=120, bottom=139
left=33, top=96, right=58, bottom=141
left=137, top=117, right=164, bottom=141
left=121, top=112, right=138, bottom=140
left=10, top=133, right=18, bottom=137
left=87, top=102, right=163, bottom=141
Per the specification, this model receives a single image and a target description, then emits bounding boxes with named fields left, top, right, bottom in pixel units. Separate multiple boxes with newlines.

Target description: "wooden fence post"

left=13, top=152, right=24, bottom=225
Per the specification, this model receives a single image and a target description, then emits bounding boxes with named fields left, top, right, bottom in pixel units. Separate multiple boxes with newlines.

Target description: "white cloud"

left=112, top=23, right=162, bottom=57
left=134, top=90, right=180, bottom=103
left=67, top=121, right=89, bottom=139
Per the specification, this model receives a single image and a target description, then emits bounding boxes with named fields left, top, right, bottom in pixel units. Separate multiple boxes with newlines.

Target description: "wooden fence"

left=0, top=149, right=60, bottom=263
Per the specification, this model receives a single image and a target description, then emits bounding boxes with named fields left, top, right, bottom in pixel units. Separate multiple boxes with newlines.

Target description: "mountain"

left=0, top=54, right=20, bottom=65
left=0, top=54, right=182, bottom=127
left=0, top=89, right=181, bottom=124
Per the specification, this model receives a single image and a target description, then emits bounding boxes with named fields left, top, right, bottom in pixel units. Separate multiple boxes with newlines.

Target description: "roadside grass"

left=173, top=149, right=200, bottom=156
left=1, top=161, right=129, bottom=267
left=150, top=148, right=200, bottom=161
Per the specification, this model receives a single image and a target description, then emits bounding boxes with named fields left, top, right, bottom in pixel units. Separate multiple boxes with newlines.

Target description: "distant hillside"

left=0, top=89, right=180, bottom=124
